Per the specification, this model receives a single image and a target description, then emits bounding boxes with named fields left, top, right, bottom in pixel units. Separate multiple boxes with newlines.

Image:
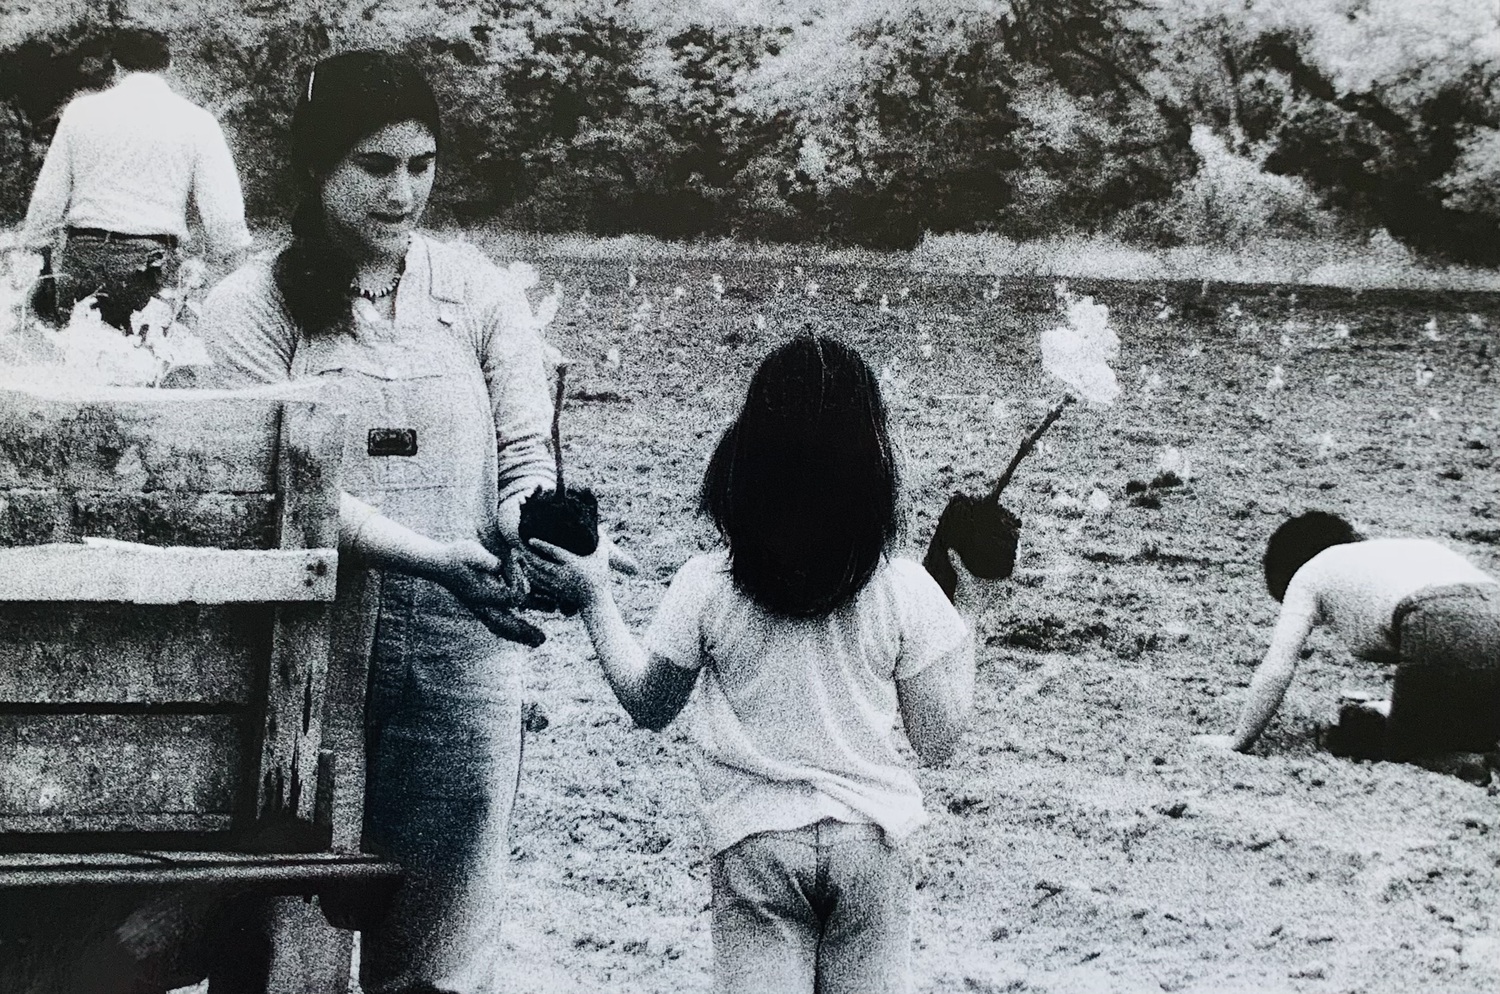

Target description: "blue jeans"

left=710, top=819, right=913, bottom=994
left=359, top=575, right=525, bottom=993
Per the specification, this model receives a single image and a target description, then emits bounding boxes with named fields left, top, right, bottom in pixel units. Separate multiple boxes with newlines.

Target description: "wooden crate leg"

left=205, top=896, right=350, bottom=994
left=264, top=896, right=352, bottom=994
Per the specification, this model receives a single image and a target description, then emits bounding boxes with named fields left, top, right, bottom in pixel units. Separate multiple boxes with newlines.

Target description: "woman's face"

left=320, top=120, right=437, bottom=261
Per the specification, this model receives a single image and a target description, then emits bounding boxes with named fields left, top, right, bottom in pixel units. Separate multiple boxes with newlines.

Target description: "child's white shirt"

left=644, top=551, right=970, bottom=854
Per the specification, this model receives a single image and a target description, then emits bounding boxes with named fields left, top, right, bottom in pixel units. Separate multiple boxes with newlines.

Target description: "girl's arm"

left=575, top=580, right=698, bottom=732
left=896, top=644, right=975, bottom=764
left=896, top=554, right=981, bottom=764
left=527, top=536, right=697, bottom=731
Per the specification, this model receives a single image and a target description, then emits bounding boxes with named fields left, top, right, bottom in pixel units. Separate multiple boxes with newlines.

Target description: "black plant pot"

left=922, top=492, right=1021, bottom=602
left=519, top=484, right=600, bottom=615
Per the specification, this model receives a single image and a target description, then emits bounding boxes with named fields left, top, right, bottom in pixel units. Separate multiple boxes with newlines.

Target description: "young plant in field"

left=0, top=250, right=42, bottom=343
left=518, top=363, right=600, bottom=615
left=6, top=257, right=217, bottom=388
left=923, top=284, right=1121, bottom=601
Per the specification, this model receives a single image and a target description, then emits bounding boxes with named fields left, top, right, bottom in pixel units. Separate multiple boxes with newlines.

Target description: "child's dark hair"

left=274, top=50, right=441, bottom=335
left=1263, top=510, right=1362, bottom=602
left=700, top=336, right=900, bottom=617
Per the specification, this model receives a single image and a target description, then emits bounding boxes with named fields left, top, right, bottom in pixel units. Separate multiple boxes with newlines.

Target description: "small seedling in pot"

left=518, top=363, right=599, bottom=614
left=924, top=286, right=1121, bottom=601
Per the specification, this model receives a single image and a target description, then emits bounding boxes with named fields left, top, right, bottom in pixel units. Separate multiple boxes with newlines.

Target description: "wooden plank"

left=321, top=570, right=380, bottom=852
left=0, top=488, right=279, bottom=549
left=0, top=386, right=296, bottom=492
left=273, top=399, right=344, bottom=552
left=0, top=714, right=244, bottom=834
left=0, top=851, right=398, bottom=890
left=0, top=603, right=270, bottom=705
left=0, top=543, right=336, bottom=603
left=68, top=490, right=279, bottom=548
left=0, top=849, right=397, bottom=868
left=0, top=487, right=66, bottom=546
left=255, top=400, right=345, bottom=846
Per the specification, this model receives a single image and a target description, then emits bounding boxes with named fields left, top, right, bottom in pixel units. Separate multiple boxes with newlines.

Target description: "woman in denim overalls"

left=200, top=52, right=554, bottom=992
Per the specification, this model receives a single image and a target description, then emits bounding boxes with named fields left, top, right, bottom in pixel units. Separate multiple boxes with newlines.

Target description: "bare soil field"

left=486, top=262, right=1500, bottom=994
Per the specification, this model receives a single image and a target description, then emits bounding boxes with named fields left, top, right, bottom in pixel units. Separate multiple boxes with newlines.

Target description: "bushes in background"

left=0, top=0, right=1496, bottom=260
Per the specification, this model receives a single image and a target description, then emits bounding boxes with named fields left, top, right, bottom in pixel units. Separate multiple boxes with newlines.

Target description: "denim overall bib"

left=293, top=240, right=526, bottom=992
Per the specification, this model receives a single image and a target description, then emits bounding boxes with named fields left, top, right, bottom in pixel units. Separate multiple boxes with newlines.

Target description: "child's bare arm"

left=897, top=636, right=975, bottom=764
left=527, top=536, right=697, bottom=731
left=897, top=552, right=982, bottom=764
left=1224, top=582, right=1319, bottom=751
left=578, top=582, right=698, bottom=731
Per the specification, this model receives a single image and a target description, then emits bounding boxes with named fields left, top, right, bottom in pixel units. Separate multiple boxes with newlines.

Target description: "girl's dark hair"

left=700, top=336, right=901, bottom=618
left=1262, top=510, right=1362, bottom=602
left=274, top=50, right=441, bottom=335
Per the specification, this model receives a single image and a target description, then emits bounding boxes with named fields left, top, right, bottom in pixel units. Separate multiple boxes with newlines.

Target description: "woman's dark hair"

left=1263, top=510, right=1362, bottom=602
left=274, top=50, right=441, bottom=335
left=700, top=336, right=901, bottom=618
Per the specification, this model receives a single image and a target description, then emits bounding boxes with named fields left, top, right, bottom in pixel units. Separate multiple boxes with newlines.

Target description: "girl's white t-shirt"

left=643, top=551, right=971, bottom=854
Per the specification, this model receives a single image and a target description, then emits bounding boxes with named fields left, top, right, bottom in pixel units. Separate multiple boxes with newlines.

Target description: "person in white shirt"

left=1195, top=510, right=1500, bottom=783
left=21, top=26, right=252, bottom=329
left=528, top=337, right=991, bottom=994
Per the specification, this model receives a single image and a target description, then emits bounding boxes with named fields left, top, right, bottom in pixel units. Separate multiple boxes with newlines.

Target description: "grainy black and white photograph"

left=0, top=1, right=1498, bottom=992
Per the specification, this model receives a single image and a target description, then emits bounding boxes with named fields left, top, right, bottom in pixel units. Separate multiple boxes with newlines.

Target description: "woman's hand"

left=429, top=539, right=528, bottom=610
left=429, top=539, right=545, bottom=647
left=525, top=532, right=613, bottom=613
left=340, top=495, right=542, bottom=645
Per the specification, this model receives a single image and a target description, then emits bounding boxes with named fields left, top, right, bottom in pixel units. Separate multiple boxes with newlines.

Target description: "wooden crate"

left=0, top=384, right=345, bottom=850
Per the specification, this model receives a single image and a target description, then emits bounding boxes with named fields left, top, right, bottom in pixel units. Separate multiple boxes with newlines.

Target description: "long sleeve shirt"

left=22, top=73, right=253, bottom=256
left=196, top=233, right=556, bottom=530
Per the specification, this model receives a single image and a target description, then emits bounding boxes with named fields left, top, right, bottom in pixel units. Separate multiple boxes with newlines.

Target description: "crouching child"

left=1196, top=510, right=1500, bottom=783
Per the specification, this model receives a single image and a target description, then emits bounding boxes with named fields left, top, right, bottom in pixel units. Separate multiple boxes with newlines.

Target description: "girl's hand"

left=525, top=532, right=613, bottom=611
left=948, top=548, right=1000, bottom=622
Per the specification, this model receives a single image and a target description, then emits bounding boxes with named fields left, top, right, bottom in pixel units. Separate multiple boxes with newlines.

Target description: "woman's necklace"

left=351, top=248, right=408, bottom=301
left=352, top=266, right=403, bottom=301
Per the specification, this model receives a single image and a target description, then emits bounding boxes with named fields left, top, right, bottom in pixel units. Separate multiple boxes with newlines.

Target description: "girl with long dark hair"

left=528, top=336, right=989, bottom=994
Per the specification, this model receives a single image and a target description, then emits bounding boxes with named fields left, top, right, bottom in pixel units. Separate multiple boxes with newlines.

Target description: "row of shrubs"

left=1, top=1, right=1496, bottom=261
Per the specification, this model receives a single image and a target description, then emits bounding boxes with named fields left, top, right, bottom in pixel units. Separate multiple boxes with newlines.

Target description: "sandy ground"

left=472, top=263, right=1500, bottom=994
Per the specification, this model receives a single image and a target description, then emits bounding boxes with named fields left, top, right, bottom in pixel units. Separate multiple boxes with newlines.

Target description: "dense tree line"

left=2, top=0, right=1497, bottom=259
